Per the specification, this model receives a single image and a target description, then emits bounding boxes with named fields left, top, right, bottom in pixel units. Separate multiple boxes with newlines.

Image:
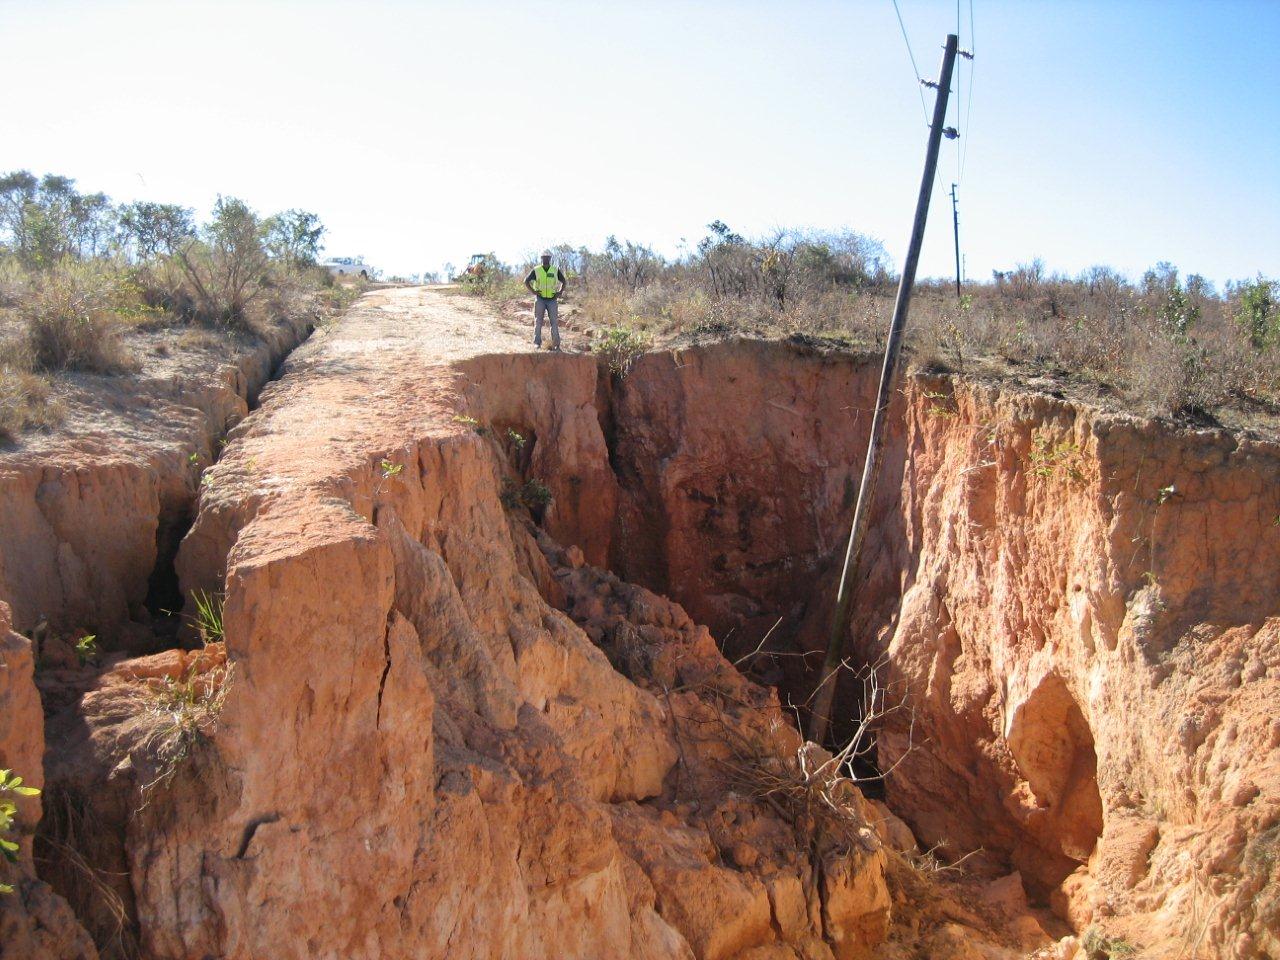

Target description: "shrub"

left=15, top=260, right=135, bottom=372
left=592, top=325, right=651, bottom=376
left=170, top=196, right=270, bottom=330
left=500, top=477, right=553, bottom=513
left=495, top=226, right=1277, bottom=425
left=1235, top=276, right=1279, bottom=348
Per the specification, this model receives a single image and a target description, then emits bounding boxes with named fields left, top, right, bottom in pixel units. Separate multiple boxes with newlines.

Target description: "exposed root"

left=34, top=786, right=140, bottom=960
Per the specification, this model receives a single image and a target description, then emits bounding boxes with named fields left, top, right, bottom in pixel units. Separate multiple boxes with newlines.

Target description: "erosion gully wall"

left=0, top=317, right=309, bottom=636
left=544, top=341, right=1278, bottom=958
left=1, top=335, right=1276, bottom=960
left=140, top=345, right=890, bottom=960
left=0, top=318, right=309, bottom=959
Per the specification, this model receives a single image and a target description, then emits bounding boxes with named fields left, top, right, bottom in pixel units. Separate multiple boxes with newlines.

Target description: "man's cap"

left=540, top=249, right=552, bottom=257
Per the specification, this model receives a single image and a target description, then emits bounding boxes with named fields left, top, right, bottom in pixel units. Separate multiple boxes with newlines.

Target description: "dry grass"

left=0, top=257, right=336, bottom=441
left=470, top=235, right=1280, bottom=428
left=35, top=787, right=139, bottom=960
left=0, top=366, right=60, bottom=441
left=0, top=260, right=140, bottom=374
left=135, top=657, right=233, bottom=798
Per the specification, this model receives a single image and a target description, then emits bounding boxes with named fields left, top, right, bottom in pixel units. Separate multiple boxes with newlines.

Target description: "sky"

left=2, top=0, right=1278, bottom=285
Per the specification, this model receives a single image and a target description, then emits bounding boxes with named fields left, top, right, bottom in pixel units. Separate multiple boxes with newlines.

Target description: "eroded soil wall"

left=528, top=340, right=1280, bottom=955
left=0, top=316, right=311, bottom=637
left=50, top=302, right=896, bottom=960
left=5, top=295, right=1277, bottom=960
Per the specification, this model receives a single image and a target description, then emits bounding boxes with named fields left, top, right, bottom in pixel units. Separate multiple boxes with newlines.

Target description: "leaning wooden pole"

left=808, top=34, right=959, bottom=745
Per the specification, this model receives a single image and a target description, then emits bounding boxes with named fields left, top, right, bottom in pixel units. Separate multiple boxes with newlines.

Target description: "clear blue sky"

left=2, top=0, right=1277, bottom=285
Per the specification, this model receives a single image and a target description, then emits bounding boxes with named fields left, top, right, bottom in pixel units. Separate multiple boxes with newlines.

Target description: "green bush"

left=170, top=197, right=270, bottom=331
left=500, top=477, right=553, bottom=512
left=592, top=325, right=651, bottom=377
left=1235, top=276, right=1279, bottom=348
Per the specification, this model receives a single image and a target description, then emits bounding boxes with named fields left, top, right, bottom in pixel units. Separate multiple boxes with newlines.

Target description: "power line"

left=890, top=0, right=930, bottom=123
left=959, top=0, right=976, bottom=182
left=955, top=0, right=962, bottom=184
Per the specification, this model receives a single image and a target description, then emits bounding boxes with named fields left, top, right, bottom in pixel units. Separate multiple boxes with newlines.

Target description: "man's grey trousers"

left=534, top=296, right=560, bottom=348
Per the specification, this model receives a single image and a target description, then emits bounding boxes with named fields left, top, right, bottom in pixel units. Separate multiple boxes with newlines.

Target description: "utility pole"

left=950, top=183, right=962, bottom=297
left=807, top=34, right=960, bottom=746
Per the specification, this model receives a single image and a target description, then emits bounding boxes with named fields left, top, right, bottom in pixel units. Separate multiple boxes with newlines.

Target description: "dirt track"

left=338, top=285, right=534, bottom=363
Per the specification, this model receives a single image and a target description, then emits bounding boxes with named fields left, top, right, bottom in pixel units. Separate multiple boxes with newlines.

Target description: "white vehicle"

left=320, top=256, right=373, bottom=278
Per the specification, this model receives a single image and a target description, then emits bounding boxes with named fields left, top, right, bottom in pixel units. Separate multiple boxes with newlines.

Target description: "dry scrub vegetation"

left=465, top=223, right=1280, bottom=428
left=0, top=170, right=360, bottom=442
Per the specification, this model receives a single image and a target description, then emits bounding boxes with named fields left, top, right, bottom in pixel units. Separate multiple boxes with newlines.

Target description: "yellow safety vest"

left=534, top=264, right=559, bottom=298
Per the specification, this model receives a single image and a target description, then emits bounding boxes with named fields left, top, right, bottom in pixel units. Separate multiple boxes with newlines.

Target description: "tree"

left=263, top=209, right=325, bottom=268
left=1143, top=261, right=1200, bottom=336
left=174, top=196, right=269, bottom=327
left=0, top=170, right=39, bottom=255
left=1234, top=276, right=1279, bottom=348
left=118, top=202, right=196, bottom=260
left=70, top=192, right=115, bottom=258
left=593, top=236, right=662, bottom=291
left=0, top=171, right=121, bottom=265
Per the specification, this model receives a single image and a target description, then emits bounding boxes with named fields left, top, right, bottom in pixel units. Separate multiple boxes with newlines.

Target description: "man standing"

left=524, top=250, right=567, bottom=351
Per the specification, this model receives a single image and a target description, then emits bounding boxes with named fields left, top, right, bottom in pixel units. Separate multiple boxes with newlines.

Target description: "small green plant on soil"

left=521, top=478, right=552, bottom=509
left=373, top=457, right=405, bottom=499
left=1082, top=928, right=1137, bottom=960
left=1, top=769, right=40, bottom=894
left=74, top=633, right=99, bottom=666
left=451, top=413, right=489, bottom=436
left=506, top=428, right=526, bottom=449
left=1027, top=434, right=1085, bottom=483
left=592, top=325, right=651, bottom=377
left=921, top=390, right=958, bottom=419
left=500, top=477, right=553, bottom=512
left=190, top=589, right=224, bottom=644
left=187, top=452, right=200, bottom=465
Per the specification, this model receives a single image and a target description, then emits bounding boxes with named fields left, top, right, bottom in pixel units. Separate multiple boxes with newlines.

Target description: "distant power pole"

left=950, top=183, right=962, bottom=297
left=807, top=34, right=961, bottom=746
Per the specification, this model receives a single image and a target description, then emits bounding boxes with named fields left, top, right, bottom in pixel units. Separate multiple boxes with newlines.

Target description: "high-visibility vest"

left=534, top=264, right=559, bottom=298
